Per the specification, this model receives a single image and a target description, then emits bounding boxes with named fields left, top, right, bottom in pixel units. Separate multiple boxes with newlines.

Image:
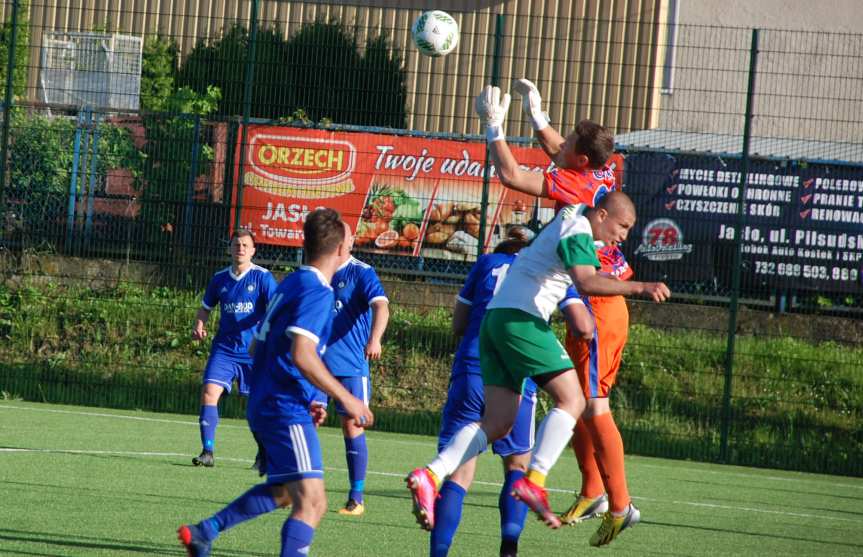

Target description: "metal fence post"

left=720, top=28, right=760, bottom=463
left=233, top=0, right=260, bottom=231
left=478, top=13, right=505, bottom=257
left=0, top=0, right=21, bottom=216
left=184, top=114, right=202, bottom=248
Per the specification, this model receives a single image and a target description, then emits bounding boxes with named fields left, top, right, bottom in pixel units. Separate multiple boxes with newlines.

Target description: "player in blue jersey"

left=323, top=255, right=390, bottom=516
left=191, top=228, right=278, bottom=468
left=179, top=208, right=374, bottom=557
left=428, top=226, right=594, bottom=557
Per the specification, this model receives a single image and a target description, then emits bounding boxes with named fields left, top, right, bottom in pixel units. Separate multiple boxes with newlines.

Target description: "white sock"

left=428, top=422, right=487, bottom=480
left=529, top=408, right=577, bottom=476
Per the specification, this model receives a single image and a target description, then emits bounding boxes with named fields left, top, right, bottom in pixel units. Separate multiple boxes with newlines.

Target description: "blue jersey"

left=452, top=252, right=517, bottom=375
left=247, top=266, right=335, bottom=430
left=202, top=264, right=278, bottom=358
left=323, top=257, right=388, bottom=377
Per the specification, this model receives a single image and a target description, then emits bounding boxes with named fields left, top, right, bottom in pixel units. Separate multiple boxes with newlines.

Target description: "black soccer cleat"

left=192, top=450, right=214, bottom=467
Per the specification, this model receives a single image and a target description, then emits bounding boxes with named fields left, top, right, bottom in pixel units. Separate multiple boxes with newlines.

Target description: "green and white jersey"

left=487, top=204, right=600, bottom=321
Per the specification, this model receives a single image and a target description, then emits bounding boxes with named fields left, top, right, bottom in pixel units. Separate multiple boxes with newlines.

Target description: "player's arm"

left=193, top=307, right=211, bottom=340
left=366, top=299, right=390, bottom=360
left=512, top=78, right=567, bottom=162
left=452, top=299, right=471, bottom=336
left=475, top=85, right=548, bottom=198
left=292, top=335, right=374, bottom=427
left=560, top=298, right=594, bottom=340
left=569, top=264, right=670, bottom=302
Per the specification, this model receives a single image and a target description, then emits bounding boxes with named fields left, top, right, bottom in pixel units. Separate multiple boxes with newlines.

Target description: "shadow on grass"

left=643, top=520, right=863, bottom=549
left=0, top=527, right=273, bottom=556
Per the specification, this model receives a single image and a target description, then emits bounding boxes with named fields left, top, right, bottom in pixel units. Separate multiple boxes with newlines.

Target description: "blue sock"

left=345, top=434, right=368, bottom=503
left=199, top=404, right=219, bottom=452
left=281, top=518, right=315, bottom=557
left=430, top=481, right=466, bottom=557
left=198, top=483, right=277, bottom=542
left=499, top=470, right=528, bottom=543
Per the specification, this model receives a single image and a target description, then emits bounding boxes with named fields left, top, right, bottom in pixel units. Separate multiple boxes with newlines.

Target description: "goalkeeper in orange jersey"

left=509, top=78, right=639, bottom=547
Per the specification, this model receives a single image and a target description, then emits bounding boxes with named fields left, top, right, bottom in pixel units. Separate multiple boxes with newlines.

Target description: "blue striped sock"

left=429, top=481, right=466, bottom=557
left=280, top=518, right=315, bottom=557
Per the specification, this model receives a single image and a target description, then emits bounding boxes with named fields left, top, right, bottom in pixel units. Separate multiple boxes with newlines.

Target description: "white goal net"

left=40, top=32, right=143, bottom=111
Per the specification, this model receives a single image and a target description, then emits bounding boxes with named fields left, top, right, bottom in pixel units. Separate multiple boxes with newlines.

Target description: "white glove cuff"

left=529, top=111, right=549, bottom=131
left=486, top=124, right=505, bottom=143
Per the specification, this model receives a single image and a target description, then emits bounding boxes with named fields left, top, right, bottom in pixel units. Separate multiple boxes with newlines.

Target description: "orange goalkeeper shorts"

left=565, top=295, right=629, bottom=399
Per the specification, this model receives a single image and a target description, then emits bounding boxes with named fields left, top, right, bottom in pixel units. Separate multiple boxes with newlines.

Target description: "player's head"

left=494, top=224, right=535, bottom=254
left=303, top=208, right=350, bottom=263
left=586, top=191, right=636, bottom=246
left=557, top=119, right=614, bottom=170
left=230, top=228, right=256, bottom=265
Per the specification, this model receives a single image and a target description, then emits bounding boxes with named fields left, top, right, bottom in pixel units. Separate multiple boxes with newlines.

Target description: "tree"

left=0, top=0, right=30, bottom=100
left=140, top=35, right=179, bottom=113
left=176, top=18, right=407, bottom=128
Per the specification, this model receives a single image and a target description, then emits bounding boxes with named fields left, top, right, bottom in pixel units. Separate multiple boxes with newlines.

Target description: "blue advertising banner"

left=622, top=152, right=863, bottom=294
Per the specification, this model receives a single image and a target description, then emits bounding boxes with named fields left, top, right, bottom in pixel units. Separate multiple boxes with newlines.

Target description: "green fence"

left=0, top=1, right=861, bottom=476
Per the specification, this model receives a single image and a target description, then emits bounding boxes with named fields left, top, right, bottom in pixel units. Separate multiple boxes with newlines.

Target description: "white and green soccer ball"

left=411, top=10, right=459, bottom=57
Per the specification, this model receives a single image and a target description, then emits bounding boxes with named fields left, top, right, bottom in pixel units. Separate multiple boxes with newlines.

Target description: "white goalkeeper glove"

left=513, top=78, right=549, bottom=131
left=475, top=85, right=511, bottom=143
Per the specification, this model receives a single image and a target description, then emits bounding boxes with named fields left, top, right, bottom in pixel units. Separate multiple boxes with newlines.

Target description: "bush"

left=7, top=110, right=143, bottom=236
left=177, top=19, right=406, bottom=127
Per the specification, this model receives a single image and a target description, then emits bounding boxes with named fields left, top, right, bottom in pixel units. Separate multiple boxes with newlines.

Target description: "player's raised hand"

left=641, top=282, right=671, bottom=303
left=342, top=396, right=374, bottom=429
left=475, top=85, right=511, bottom=129
left=513, top=78, right=549, bottom=131
left=192, top=320, right=207, bottom=341
left=365, top=338, right=383, bottom=360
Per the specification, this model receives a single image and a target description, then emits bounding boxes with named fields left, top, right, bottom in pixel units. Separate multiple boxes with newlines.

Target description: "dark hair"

left=303, top=208, right=345, bottom=260
left=231, top=228, right=255, bottom=246
left=494, top=225, right=534, bottom=254
left=573, top=119, right=615, bottom=168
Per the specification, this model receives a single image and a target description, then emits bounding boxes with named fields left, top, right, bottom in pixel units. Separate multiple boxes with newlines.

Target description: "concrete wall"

left=657, top=0, right=863, bottom=142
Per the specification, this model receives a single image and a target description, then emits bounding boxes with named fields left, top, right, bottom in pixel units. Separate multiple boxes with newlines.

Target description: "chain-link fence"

left=0, top=1, right=861, bottom=476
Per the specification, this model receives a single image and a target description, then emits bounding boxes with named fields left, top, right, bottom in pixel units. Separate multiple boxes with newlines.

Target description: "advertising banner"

left=624, top=152, right=863, bottom=293
left=231, top=125, right=561, bottom=261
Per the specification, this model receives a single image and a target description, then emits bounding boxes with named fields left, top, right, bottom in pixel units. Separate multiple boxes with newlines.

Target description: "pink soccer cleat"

left=512, top=476, right=562, bottom=529
left=405, top=467, right=439, bottom=530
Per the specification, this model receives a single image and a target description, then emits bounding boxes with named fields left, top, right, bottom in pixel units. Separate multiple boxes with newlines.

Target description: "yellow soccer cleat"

left=589, top=503, right=640, bottom=546
left=338, top=499, right=365, bottom=516
left=560, top=493, right=609, bottom=525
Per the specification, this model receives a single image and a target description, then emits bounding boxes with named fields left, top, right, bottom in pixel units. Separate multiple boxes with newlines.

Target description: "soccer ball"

left=411, top=10, right=459, bottom=57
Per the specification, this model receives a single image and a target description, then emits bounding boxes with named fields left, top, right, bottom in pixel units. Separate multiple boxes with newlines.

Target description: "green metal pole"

left=478, top=13, right=504, bottom=257
left=0, top=0, right=21, bottom=217
left=233, top=0, right=259, bottom=231
left=720, top=28, right=759, bottom=463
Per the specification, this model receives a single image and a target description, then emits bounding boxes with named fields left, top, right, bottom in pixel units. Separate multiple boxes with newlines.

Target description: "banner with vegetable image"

left=231, top=125, right=558, bottom=261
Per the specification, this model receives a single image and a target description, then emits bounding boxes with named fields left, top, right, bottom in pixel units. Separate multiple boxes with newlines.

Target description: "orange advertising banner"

left=232, top=126, right=602, bottom=261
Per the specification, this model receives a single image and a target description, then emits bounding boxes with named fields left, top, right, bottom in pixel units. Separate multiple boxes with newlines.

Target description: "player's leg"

left=281, top=478, right=327, bottom=557
left=513, top=369, right=585, bottom=529
left=429, top=373, right=484, bottom=556
left=408, top=387, right=519, bottom=531
left=195, top=350, right=236, bottom=466
left=335, top=375, right=371, bottom=515
left=178, top=421, right=320, bottom=553
left=429, top=458, right=477, bottom=557
left=560, top=417, right=608, bottom=524
left=561, top=325, right=608, bottom=524
left=584, top=398, right=639, bottom=546
left=407, top=311, right=521, bottom=530
left=492, top=381, right=535, bottom=557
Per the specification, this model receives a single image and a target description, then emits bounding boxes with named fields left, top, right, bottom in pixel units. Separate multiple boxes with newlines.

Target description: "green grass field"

left=1, top=401, right=861, bottom=557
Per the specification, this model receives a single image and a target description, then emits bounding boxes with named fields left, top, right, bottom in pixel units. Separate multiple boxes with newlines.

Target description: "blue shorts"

left=203, top=348, right=251, bottom=395
left=255, top=421, right=324, bottom=484
left=438, top=373, right=537, bottom=456
left=333, top=375, right=371, bottom=416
